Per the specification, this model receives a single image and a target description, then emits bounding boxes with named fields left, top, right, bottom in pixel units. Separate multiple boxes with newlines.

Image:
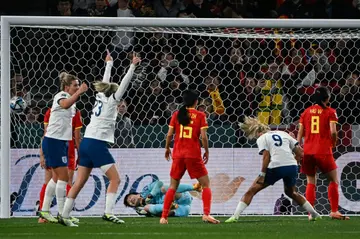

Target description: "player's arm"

left=256, top=150, right=270, bottom=185
left=39, top=123, right=48, bottom=168
left=145, top=181, right=164, bottom=203
left=113, top=55, right=141, bottom=101
left=297, top=124, right=304, bottom=145
left=201, top=128, right=209, bottom=164
left=59, top=84, right=88, bottom=109
left=165, top=126, right=174, bottom=161
left=102, top=50, right=113, bottom=83
left=74, top=111, right=83, bottom=150
left=330, top=121, right=337, bottom=147
left=293, top=145, right=304, bottom=164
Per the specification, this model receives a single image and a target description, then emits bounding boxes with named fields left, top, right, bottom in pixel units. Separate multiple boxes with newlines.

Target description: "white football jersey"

left=45, top=91, right=76, bottom=141
left=84, top=92, right=119, bottom=143
left=256, top=131, right=298, bottom=169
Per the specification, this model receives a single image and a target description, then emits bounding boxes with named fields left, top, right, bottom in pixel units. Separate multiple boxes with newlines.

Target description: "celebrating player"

left=38, top=108, right=82, bottom=223
left=160, top=90, right=219, bottom=224
left=38, top=72, right=88, bottom=223
left=297, top=87, right=349, bottom=220
left=60, top=52, right=141, bottom=227
left=225, top=116, right=321, bottom=223
left=124, top=180, right=202, bottom=217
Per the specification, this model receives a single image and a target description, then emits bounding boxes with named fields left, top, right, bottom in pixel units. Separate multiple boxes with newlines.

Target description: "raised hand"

left=78, top=82, right=88, bottom=94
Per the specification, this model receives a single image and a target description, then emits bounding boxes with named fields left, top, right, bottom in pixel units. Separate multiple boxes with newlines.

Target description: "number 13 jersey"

left=299, top=104, right=338, bottom=155
left=84, top=92, right=119, bottom=143
left=169, top=108, right=208, bottom=159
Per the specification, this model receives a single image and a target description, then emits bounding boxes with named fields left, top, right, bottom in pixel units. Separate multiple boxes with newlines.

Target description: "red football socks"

left=39, top=183, right=47, bottom=210
left=202, top=187, right=212, bottom=216
left=161, top=188, right=176, bottom=219
left=305, top=183, right=316, bottom=206
left=66, top=184, right=71, bottom=196
left=328, top=182, right=339, bottom=213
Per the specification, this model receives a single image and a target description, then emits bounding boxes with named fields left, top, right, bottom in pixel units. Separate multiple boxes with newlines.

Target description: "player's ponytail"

left=314, top=86, right=330, bottom=108
left=93, top=81, right=119, bottom=97
left=239, top=116, right=270, bottom=139
left=59, top=72, right=78, bottom=90
left=177, top=90, right=199, bottom=126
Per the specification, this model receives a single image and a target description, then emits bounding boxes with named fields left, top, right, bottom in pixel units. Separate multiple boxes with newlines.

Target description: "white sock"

left=62, top=198, right=75, bottom=218
left=104, top=193, right=116, bottom=215
left=56, top=180, right=67, bottom=215
left=42, top=179, right=56, bottom=211
left=302, top=201, right=319, bottom=217
left=233, top=201, right=248, bottom=219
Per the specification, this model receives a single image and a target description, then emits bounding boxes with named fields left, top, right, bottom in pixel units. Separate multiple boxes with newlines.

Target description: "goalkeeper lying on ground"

left=124, top=180, right=202, bottom=217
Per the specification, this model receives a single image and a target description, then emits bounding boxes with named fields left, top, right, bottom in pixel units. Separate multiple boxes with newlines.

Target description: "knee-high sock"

left=39, top=183, right=47, bottom=210
left=161, top=188, right=176, bottom=219
left=41, top=179, right=56, bottom=211
left=305, top=183, right=316, bottom=206
left=328, top=182, right=339, bottom=213
left=202, top=187, right=212, bottom=216
left=56, top=180, right=67, bottom=214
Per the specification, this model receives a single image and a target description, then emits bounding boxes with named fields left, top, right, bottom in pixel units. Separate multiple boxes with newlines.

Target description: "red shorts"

left=301, top=154, right=337, bottom=175
left=170, top=158, right=208, bottom=180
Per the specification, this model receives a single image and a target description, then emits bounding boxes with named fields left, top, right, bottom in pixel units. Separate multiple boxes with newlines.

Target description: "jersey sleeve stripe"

left=330, top=120, right=338, bottom=123
left=75, top=126, right=82, bottom=129
left=169, top=126, right=174, bottom=128
left=298, top=123, right=303, bottom=125
left=259, top=149, right=265, bottom=155
left=200, top=126, right=209, bottom=129
left=44, top=123, right=49, bottom=125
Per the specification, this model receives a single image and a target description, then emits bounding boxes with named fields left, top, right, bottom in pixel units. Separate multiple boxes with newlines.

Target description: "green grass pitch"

left=0, top=216, right=358, bottom=239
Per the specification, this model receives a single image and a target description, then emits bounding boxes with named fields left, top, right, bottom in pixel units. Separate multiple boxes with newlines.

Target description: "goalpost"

left=1, top=16, right=360, bottom=218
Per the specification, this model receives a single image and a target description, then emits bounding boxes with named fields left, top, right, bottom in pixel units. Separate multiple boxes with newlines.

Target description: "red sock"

left=161, top=188, right=176, bottom=219
left=202, top=187, right=212, bottom=216
left=305, top=183, right=316, bottom=206
left=328, top=182, right=339, bottom=213
left=39, top=183, right=47, bottom=210
left=66, top=184, right=71, bottom=196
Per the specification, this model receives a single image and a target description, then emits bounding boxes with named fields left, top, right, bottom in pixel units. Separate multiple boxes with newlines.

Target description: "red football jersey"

left=44, top=108, right=82, bottom=154
left=299, top=104, right=338, bottom=155
left=169, top=108, right=208, bottom=159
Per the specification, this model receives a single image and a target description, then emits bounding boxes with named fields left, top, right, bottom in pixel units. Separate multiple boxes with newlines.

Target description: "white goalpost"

left=1, top=16, right=360, bottom=219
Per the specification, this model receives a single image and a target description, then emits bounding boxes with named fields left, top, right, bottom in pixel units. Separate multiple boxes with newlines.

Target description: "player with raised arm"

left=160, top=90, right=220, bottom=224
left=38, top=108, right=82, bottom=223
left=60, top=52, right=141, bottom=227
left=225, top=116, right=321, bottom=223
left=297, top=86, right=349, bottom=220
left=38, top=72, right=88, bottom=223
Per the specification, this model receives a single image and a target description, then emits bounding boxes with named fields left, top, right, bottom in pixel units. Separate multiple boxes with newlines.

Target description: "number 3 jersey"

left=84, top=92, right=119, bottom=143
left=299, top=104, right=338, bottom=155
left=169, top=108, right=208, bottom=159
left=256, top=131, right=299, bottom=169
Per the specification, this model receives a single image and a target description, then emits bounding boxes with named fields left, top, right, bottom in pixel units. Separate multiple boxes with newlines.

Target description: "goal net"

left=1, top=17, right=360, bottom=218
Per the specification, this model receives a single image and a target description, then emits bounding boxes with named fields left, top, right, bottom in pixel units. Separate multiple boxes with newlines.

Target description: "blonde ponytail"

left=239, top=116, right=270, bottom=139
left=93, top=81, right=119, bottom=96
left=59, top=72, right=78, bottom=90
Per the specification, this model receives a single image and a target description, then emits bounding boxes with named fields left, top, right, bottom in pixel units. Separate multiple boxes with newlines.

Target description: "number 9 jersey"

left=169, top=108, right=208, bottom=159
left=299, top=104, right=338, bottom=155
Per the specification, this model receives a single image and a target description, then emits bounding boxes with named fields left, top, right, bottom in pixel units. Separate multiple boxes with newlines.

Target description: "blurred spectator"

left=111, top=0, right=135, bottom=52
left=26, top=107, right=41, bottom=124
left=114, top=100, right=135, bottom=148
left=185, top=0, right=217, bottom=18
left=56, top=0, right=74, bottom=16
left=153, top=0, right=185, bottom=17
left=87, top=0, right=117, bottom=16
left=72, top=0, right=95, bottom=15
left=276, top=0, right=311, bottom=18
left=11, top=73, right=32, bottom=106
left=157, top=52, right=190, bottom=84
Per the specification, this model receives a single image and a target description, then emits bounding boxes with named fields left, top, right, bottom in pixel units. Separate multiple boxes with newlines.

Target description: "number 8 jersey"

left=256, top=131, right=299, bottom=169
left=299, top=104, right=338, bottom=155
left=169, top=108, right=208, bottom=159
left=84, top=92, right=119, bottom=143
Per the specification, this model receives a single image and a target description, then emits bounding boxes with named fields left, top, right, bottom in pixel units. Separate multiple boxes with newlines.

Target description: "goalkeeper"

left=124, top=180, right=202, bottom=217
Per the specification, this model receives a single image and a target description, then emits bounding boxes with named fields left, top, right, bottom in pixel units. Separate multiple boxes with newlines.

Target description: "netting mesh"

left=4, top=24, right=360, bottom=216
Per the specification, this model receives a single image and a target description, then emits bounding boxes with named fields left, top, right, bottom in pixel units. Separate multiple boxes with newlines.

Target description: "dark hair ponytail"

left=314, top=86, right=330, bottom=108
left=177, top=90, right=199, bottom=126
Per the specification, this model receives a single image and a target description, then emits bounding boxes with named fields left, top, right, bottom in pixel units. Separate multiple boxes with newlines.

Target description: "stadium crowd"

left=6, top=0, right=360, bottom=148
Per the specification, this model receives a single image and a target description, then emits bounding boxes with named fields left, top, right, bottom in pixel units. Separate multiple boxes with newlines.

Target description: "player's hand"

left=132, top=54, right=141, bottom=65
left=256, top=176, right=265, bottom=185
left=165, top=148, right=171, bottom=161
left=203, top=151, right=209, bottom=164
left=78, top=82, right=88, bottom=95
left=105, top=49, right=113, bottom=62
left=145, top=194, right=153, bottom=204
left=40, top=155, right=46, bottom=169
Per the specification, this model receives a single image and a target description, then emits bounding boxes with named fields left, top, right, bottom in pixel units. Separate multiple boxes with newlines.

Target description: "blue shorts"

left=42, top=137, right=68, bottom=168
left=265, top=165, right=298, bottom=188
left=79, top=138, right=115, bottom=168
